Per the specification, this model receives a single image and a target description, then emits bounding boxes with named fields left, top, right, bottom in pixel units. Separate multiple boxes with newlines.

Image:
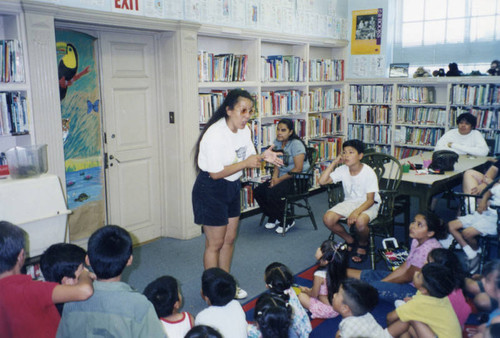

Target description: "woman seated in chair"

left=463, top=159, right=500, bottom=196
left=254, top=118, right=310, bottom=234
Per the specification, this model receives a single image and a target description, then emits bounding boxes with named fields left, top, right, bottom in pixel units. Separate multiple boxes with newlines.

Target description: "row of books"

left=309, top=88, right=343, bottom=112
left=308, top=113, right=342, bottom=138
left=309, top=59, right=344, bottom=82
left=348, top=105, right=390, bottom=124
left=197, top=51, right=248, bottom=82
left=260, top=90, right=308, bottom=117
left=0, top=92, right=29, bottom=135
left=349, top=85, right=393, bottom=104
left=348, top=124, right=391, bottom=144
left=1, top=40, right=24, bottom=83
left=396, top=107, right=447, bottom=126
left=198, top=91, right=226, bottom=122
left=394, top=147, right=425, bottom=159
left=240, top=184, right=255, bottom=210
left=308, top=137, right=343, bottom=161
left=394, top=126, right=443, bottom=147
left=450, top=107, right=499, bottom=130
left=451, top=84, right=500, bottom=106
left=261, top=55, right=307, bottom=82
left=396, top=86, right=436, bottom=104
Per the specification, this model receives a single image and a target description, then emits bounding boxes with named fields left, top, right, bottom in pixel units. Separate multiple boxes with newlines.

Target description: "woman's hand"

left=244, top=154, right=263, bottom=168
left=299, top=286, right=312, bottom=295
left=269, top=177, right=281, bottom=187
left=262, top=145, right=284, bottom=167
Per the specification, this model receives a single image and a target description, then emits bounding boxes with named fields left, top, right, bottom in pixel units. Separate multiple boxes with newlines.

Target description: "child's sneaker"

left=264, top=220, right=280, bottom=229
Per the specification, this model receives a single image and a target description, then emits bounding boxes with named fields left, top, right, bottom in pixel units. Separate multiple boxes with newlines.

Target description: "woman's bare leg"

left=203, top=225, right=227, bottom=269
left=219, top=216, right=239, bottom=272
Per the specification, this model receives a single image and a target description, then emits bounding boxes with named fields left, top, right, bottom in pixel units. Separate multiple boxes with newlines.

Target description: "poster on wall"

left=56, top=30, right=105, bottom=241
left=351, top=8, right=382, bottom=55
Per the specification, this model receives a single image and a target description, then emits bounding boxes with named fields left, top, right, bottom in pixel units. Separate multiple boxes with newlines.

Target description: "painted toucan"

left=57, top=42, right=78, bottom=100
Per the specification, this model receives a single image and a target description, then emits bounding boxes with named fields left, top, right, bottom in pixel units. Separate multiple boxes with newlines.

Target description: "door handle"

left=109, top=155, right=121, bottom=163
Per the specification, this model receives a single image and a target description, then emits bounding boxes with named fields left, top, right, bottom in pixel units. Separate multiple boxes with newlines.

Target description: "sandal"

left=351, top=244, right=369, bottom=263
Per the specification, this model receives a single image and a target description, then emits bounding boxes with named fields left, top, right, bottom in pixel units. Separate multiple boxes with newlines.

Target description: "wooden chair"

left=268, top=146, right=319, bottom=236
left=450, top=175, right=500, bottom=274
left=327, top=152, right=403, bottom=269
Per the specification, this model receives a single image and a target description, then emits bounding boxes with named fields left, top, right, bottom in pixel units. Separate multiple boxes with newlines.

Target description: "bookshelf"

left=345, top=78, right=500, bottom=159
left=0, top=5, right=32, bottom=165
left=197, top=30, right=348, bottom=212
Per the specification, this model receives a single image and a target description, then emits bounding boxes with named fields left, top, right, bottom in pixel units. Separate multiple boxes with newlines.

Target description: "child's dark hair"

left=0, top=221, right=26, bottom=274
left=87, top=225, right=132, bottom=279
left=193, top=89, right=255, bottom=170
left=342, top=139, right=364, bottom=154
left=254, top=293, right=292, bottom=338
left=456, top=112, right=477, bottom=129
left=143, top=275, right=179, bottom=318
left=421, top=263, right=455, bottom=298
left=485, top=323, right=500, bottom=338
left=418, top=210, right=447, bottom=240
left=201, top=267, right=236, bottom=306
left=185, top=325, right=222, bottom=338
left=265, top=262, right=294, bottom=295
left=341, top=278, right=379, bottom=316
left=428, top=248, right=466, bottom=290
left=40, top=243, right=86, bottom=283
left=318, top=240, right=349, bottom=304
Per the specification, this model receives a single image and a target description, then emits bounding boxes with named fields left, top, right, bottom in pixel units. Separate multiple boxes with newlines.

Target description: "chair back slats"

left=287, top=147, right=318, bottom=197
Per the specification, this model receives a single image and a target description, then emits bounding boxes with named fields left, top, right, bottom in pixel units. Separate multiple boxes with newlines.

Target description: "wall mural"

left=56, top=29, right=105, bottom=240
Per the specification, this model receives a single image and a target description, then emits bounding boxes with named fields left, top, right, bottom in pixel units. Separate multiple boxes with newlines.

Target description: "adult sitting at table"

left=434, top=112, right=489, bottom=157
left=254, top=118, right=310, bottom=234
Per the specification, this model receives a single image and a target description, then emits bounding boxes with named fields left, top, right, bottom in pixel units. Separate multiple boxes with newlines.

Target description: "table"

left=397, top=153, right=490, bottom=212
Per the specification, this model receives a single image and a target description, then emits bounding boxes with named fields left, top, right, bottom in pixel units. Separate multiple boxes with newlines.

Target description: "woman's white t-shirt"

left=198, top=118, right=256, bottom=182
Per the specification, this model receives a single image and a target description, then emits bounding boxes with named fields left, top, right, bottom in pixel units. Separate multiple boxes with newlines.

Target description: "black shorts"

left=192, top=171, right=241, bottom=226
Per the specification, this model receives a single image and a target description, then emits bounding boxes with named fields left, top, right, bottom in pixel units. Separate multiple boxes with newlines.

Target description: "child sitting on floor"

left=144, top=275, right=195, bottom=337
left=386, top=263, right=461, bottom=337
left=264, top=262, right=311, bottom=337
left=298, top=240, right=348, bottom=319
left=0, top=221, right=94, bottom=338
left=347, top=211, right=446, bottom=303
left=427, top=248, right=471, bottom=328
left=39, top=243, right=87, bottom=315
left=195, top=267, right=247, bottom=338
left=247, top=293, right=293, bottom=338
left=333, top=278, right=390, bottom=338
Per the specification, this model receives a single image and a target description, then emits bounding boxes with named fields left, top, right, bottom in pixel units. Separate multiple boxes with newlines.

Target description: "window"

left=393, top=0, right=500, bottom=72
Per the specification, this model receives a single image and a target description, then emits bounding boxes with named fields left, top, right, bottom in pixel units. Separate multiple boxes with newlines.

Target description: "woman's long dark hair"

left=317, top=240, right=349, bottom=304
left=193, top=89, right=255, bottom=171
left=277, top=118, right=307, bottom=150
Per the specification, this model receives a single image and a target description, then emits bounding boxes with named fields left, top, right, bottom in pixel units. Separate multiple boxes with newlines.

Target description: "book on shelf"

left=309, top=87, right=343, bottom=112
left=309, top=58, right=344, bottom=82
left=349, top=84, right=393, bottom=103
left=348, top=105, right=390, bottom=124
left=396, top=107, right=446, bottom=126
left=197, top=51, right=248, bottom=82
left=397, top=86, right=436, bottom=104
left=261, top=54, right=306, bottom=82
left=260, top=90, right=308, bottom=117
left=0, top=92, right=28, bottom=136
left=308, top=137, right=342, bottom=161
left=1, top=40, right=25, bottom=83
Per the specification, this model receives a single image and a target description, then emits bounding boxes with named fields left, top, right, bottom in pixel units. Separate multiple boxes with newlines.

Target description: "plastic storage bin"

left=5, top=144, right=48, bottom=179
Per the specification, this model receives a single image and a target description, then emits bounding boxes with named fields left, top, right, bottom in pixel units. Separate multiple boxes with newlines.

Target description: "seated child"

left=448, top=182, right=500, bottom=271
left=0, top=221, right=93, bottom=338
left=264, top=262, right=311, bottom=337
left=348, top=211, right=446, bottom=303
left=333, top=278, right=390, bottom=338
left=318, top=139, right=380, bottom=263
left=185, top=325, right=222, bottom=338
left=143, top=275, right=194, bottom=337
left=195, top=267, right=247, bottom=338
left=247, top=293, right=293, bottom=338
left=465, top=260, right=500, bottom=313
left=298, top=240, right=348, bottom=319
left=40, top=243, right=87, bottom=315
left=386, top=263, right=461, bottom=337
left=427, top=248, right=471, bottom=328
left=56, top=225, right=165, bottom=338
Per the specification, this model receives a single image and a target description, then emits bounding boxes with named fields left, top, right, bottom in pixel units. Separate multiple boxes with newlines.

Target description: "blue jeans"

left=360, top=270, right=417, bottom=303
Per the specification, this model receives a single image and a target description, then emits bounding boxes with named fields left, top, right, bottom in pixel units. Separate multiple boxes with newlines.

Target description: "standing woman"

left=192, top=89, right=282, bottom=299
left=254, top=118, right=310, bottom=234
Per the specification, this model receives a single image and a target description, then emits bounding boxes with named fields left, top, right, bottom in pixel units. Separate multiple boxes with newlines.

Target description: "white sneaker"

left=264, top=220, right=280, bottom=229
left=235, top=287, right=248, bottom=299
left=275, top=221, right=295, bottom=234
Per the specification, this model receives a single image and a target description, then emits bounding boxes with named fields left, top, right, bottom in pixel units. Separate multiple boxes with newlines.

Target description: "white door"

left=99, top=31, right=161, bottom=244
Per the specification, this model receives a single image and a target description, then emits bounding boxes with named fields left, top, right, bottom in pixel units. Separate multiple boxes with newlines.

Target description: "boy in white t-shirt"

left=318, top=139, right=380, bottom=264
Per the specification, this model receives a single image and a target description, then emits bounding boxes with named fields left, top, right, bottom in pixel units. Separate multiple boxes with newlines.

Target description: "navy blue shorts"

left=192, top=171, right=241, bottom=226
